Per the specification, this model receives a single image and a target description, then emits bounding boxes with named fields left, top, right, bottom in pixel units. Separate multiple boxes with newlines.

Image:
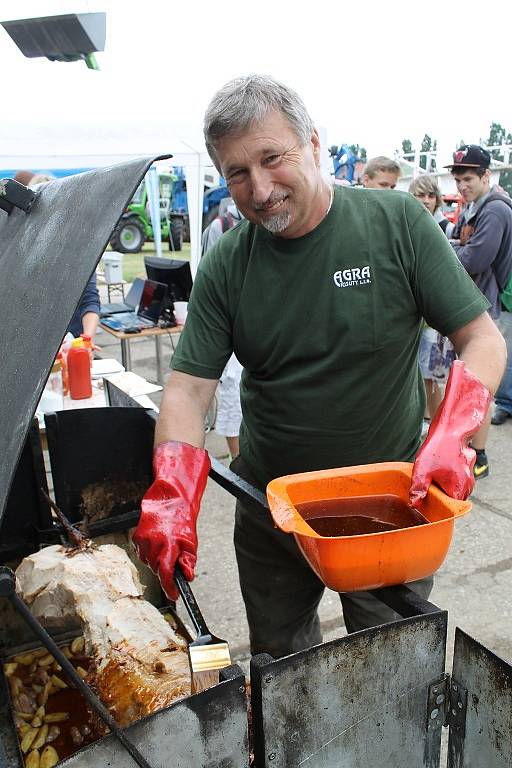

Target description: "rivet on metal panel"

left=265, top=675, right=273, bottom=683
left=427, top=674, right=449, bottom=732
left=457, top=700, right=463, bottom=709
left=239, top=685, right=245, bottom=693
left=268, top=753, right=276, bottom=760
left=452, top=684, right=458, bottom=692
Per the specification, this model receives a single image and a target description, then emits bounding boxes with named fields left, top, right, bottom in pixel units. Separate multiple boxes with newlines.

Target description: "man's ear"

left=484, top=168, right=491, bottom=183
left=311, top=129, right=321, bottom=166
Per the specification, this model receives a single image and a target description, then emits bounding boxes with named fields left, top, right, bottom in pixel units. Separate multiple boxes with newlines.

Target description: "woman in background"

left=409, top=176, right=456, bottom=420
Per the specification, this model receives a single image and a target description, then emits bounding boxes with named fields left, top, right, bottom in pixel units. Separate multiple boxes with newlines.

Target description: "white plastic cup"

left=174, top=301, right=188, bottom=324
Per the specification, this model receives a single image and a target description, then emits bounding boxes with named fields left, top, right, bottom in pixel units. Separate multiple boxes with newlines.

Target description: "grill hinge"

left=426, top=673, right=450, bottom=731
left=426, top=673, right=468, bottom=735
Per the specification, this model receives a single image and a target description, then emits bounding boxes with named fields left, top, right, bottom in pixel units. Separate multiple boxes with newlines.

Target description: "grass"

left=101, top=242, right=191, bottom=284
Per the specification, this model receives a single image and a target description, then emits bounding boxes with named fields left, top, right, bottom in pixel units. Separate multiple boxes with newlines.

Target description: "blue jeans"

left=496, top=311, right=512, bottom=415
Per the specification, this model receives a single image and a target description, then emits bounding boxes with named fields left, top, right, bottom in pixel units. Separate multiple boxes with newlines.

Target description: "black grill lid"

left=0, top=156, right=165, bottom=525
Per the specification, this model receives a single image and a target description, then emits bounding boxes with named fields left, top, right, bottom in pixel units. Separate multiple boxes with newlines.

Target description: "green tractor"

left=109, top=173, right=185, bottom=253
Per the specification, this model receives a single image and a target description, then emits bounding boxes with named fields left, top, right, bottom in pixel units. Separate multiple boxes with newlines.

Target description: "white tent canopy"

left=0, top=116, right=213, bottom=277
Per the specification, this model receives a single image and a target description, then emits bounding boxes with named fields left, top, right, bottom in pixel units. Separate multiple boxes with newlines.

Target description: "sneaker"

left=491, top=408, right=512, bottom=426
left=473, top=451, right=489, bottom=479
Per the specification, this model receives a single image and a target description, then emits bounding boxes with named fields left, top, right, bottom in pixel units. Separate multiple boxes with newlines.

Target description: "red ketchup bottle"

left=67, top=339, right=92, bottom=400
left=80, top=334, right=93, bottom=369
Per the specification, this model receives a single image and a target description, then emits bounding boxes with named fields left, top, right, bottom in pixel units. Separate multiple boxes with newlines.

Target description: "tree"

left=401, top=138, right=414, bottom=157
left=483, top=122, right=512, bottom=196
left=420, top=134, right=437, bottom=171
left=485, top=122, right=507, bottom=159
left=349, top=144, right=367, bottom=161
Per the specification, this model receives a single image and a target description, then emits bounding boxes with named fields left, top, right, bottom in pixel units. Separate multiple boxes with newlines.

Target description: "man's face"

left=363, top=170, right=399, bottom=190
left=214, top=109, right=324, bottom=238
left=414, top=191, right=437, bottom=215
left=451, top=169, right=490, bottom=203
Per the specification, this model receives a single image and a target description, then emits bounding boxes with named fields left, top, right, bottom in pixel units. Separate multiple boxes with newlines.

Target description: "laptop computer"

left=100, top=277, right=145, bottom=317
left=101, top=279, right=168, bottom=332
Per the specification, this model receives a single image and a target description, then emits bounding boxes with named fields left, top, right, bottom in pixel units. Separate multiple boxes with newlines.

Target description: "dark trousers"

left=231, top=456, right=434, bottom=658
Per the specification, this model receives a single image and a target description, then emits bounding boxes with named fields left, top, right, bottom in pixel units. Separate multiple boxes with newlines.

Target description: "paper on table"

left=92, top=358, right=125, bottom=378
left=103, top=371, right=162, bottom=396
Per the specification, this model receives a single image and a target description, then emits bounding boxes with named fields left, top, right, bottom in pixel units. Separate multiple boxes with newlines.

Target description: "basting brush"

left=174, top=564, right=231, bottom=694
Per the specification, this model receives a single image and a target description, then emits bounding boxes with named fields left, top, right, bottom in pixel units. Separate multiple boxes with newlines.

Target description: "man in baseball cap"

left=447, top=144, right=512, bottom=478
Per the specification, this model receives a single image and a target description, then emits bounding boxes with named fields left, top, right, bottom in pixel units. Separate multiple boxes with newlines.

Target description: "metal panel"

left=44, top=407, right=155, bottom=523
left=1, top=419, right=52, bottom=563
left=0, top=157, right=164, bottom=524
left=251, top=612, right=447, bottom=768
left=448, top=628, right=512, bottom=767
left=58, top=666, right=249, bottom=768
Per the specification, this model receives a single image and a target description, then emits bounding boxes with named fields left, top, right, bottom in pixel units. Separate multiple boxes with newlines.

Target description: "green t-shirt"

left=172, top=186, right=489, bottom=488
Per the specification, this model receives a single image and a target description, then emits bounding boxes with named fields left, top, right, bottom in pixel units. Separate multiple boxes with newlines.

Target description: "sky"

left=2, top=0, right=512, bottom=167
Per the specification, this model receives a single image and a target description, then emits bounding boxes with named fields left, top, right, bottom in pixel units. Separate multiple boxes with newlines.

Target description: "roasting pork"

left=16, top=544, right=191, bottom=725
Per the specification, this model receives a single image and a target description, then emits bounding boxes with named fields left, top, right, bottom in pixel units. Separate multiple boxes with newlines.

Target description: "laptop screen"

left=124, top=277, right=145, bottom=308
left=138, top=279, right=168, bottom=321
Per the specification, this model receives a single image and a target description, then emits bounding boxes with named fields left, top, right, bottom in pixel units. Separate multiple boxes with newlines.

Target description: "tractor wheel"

left=169, top=218, right=184, bottom=251
left=110, top=218, right=145, bottom=254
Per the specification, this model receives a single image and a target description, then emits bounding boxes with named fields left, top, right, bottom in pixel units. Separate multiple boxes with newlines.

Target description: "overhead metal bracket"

left=0, top=179, right=35, bottom=214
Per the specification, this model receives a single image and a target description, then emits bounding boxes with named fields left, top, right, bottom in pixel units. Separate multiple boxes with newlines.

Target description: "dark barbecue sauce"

left=296, top=495, right=428, bottom=537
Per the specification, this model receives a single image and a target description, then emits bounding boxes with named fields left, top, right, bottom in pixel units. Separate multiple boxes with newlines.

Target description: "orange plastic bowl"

left=266, top=462, right=471, bottom=592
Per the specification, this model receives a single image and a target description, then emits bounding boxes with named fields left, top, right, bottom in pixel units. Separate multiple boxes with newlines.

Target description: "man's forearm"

left=154, top=371, right=218, bottom=448
left=458, top=339, right=505, bottom=395
left=82, top=311, right=100, bottom=340
left=449, top=315, right=506, bottom=395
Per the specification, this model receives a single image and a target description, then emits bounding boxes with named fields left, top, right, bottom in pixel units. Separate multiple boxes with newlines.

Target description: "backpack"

left=500, top=272, right=512, bottom=311
left=201, top=211, right=237, bottom=258
left=219, top=211, right=235, bottom=233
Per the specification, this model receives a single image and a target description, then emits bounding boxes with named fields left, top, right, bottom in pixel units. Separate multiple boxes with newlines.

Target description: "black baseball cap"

left=445, top=144, right=491, bottom=170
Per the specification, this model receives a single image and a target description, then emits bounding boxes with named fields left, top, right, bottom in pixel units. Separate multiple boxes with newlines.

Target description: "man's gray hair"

left=204, top=74, right=315, bottom=169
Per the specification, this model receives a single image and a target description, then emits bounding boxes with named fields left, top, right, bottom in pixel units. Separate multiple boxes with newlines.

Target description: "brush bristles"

left=191, top=668, right=222, bottom=694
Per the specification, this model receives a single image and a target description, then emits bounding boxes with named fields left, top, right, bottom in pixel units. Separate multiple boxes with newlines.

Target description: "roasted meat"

left=15, top=544, right=191, bottom=725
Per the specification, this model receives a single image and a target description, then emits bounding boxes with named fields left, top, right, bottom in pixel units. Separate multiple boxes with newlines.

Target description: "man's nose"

left=250, top=168, right=273, bottom=205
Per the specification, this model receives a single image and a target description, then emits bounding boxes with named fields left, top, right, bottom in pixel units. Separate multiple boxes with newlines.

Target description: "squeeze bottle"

left=80, top=334, right=93, bottom=368
left=68, top=339, right=92, bottom=400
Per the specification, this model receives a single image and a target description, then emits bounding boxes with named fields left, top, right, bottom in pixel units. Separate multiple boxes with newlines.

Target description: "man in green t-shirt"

left=133, top=75, right=505, bottom=659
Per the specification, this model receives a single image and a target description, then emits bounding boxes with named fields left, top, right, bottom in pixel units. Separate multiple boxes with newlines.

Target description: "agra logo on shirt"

left=333, top=265, right=372, bottom=288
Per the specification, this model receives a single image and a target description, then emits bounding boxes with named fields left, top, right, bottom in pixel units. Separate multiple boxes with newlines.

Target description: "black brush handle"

left=174, top=564, right=209, bottom=637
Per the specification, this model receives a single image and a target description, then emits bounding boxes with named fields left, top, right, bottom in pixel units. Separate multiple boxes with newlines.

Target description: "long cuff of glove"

left=410, top=360, right=491, bottom=504
left=152, top=440, right=211, bottom=512
left=428, top=360, right=491, bottom=440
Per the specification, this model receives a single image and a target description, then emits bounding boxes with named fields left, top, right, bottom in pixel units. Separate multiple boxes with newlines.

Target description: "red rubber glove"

left=132, top=440, right=211, bottom=601
left=410, top=360, right=491, bottom=507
